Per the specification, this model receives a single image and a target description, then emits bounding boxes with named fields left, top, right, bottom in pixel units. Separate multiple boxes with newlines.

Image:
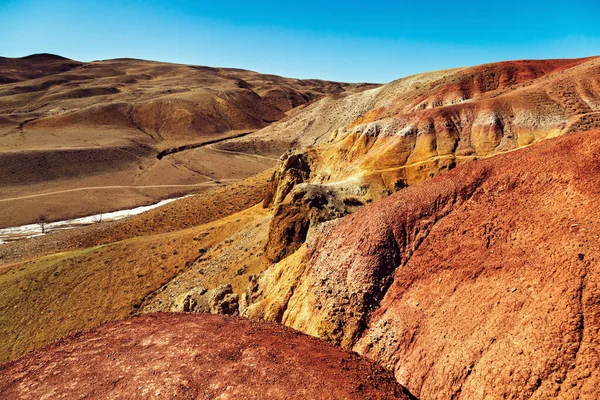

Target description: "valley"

left=2, top=54, right=600, bottom=399
left=0, top=54, right=375, bottom=227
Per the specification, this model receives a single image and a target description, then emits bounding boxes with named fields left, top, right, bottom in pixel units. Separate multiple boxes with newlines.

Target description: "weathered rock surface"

left=262, top=151, right=313, bottom=261
left=244, top=129, right=600, bottom=399
left=261, top=57, right=600, bottom=255
left=0, top=313, right=414, bottom=400
left=175, top=284, right=239, bottom=315
left=264, top=150, right=379, bottom=261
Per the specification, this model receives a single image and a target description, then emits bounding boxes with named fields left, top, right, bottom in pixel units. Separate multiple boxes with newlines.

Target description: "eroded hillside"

left=3, top=56, right=600, bottom=399
left=243, top=129, right=600, bottom=399
left=0, top=54, right=375, bottom=227
left=253, top=57, right=600, bottom=260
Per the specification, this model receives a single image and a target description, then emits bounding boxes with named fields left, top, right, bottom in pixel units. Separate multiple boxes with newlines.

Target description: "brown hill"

left=0, top=54, right=359, bottom=138
left=0, top=54, right=374, bottom=227
left=0, top=54, right=82, bottom=84
left=0, top=313, right=412, bottom=400
left=242, top=129, right=600, bottom=399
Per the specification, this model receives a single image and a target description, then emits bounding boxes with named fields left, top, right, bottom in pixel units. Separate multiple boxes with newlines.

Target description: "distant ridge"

left=20, top=53, right=72, bottom=61
left=0, top=53, right=81, bottom=83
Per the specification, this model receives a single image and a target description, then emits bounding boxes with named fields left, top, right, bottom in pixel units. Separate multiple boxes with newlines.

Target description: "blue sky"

left=1, top=0, right=599, bottom=82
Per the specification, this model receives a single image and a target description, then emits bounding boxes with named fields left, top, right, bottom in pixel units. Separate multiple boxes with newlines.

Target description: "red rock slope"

left=259, top=56, right=600, bottom=262
left=0, top=313, right=413, bottom=400
left=243, top=129, right=600, bottom=399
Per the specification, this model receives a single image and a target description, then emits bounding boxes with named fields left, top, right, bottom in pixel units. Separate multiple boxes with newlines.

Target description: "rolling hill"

left=0, top=54, right=374, bottom=227
left=2, top=55, right=600, bottom=399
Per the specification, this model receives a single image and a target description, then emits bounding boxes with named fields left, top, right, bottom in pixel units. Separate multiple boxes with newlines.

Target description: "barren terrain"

left=245, top=129, right=600, bottom=398
left=0, top=313, right=412, bottom=399
left=0, top=54, right=374, bottom=227
left=2, top=55, right=600, bottom=399
left=256, top=57, right=600, bottom=260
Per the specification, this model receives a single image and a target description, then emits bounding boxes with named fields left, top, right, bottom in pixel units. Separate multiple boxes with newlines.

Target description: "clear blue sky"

left=1, top=0, right=599, bottom=82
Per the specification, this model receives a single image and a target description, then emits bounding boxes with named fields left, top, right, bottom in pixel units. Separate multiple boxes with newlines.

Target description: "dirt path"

left=0, top=128, right=279, bottom=204
left=205, top=142, right=280, bottom=161
left=0, top=180, right=238, bottom=203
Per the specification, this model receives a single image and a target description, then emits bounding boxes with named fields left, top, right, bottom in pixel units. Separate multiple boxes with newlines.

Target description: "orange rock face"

left=316, top=57, right=600, bottom=187
left=262, top=57, right=600, bottom=264
left=0, top=313, right=413, bottom=400
left=245, top=129, right=600, bottom=399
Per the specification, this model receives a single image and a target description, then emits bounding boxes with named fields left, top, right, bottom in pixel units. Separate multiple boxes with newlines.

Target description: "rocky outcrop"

left=260, top=57, right=600, bottom=261
left=0, top=313, right=414, bottom=400
left=262, top=151, right=312, bottom=262
left=175, top=284, right=239, bottom=315
left=242, top=130, right=600, bottom=399
left=263, top=150, right=378, bottom=262
left=263, top=151, right=312, bottom=208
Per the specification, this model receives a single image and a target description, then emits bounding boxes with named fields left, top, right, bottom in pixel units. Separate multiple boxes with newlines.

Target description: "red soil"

left=412, top=58, right=593, bottom=107
left=247, top=129, right=600, bottom=398
left=0, top=313, right=413, bottom=400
